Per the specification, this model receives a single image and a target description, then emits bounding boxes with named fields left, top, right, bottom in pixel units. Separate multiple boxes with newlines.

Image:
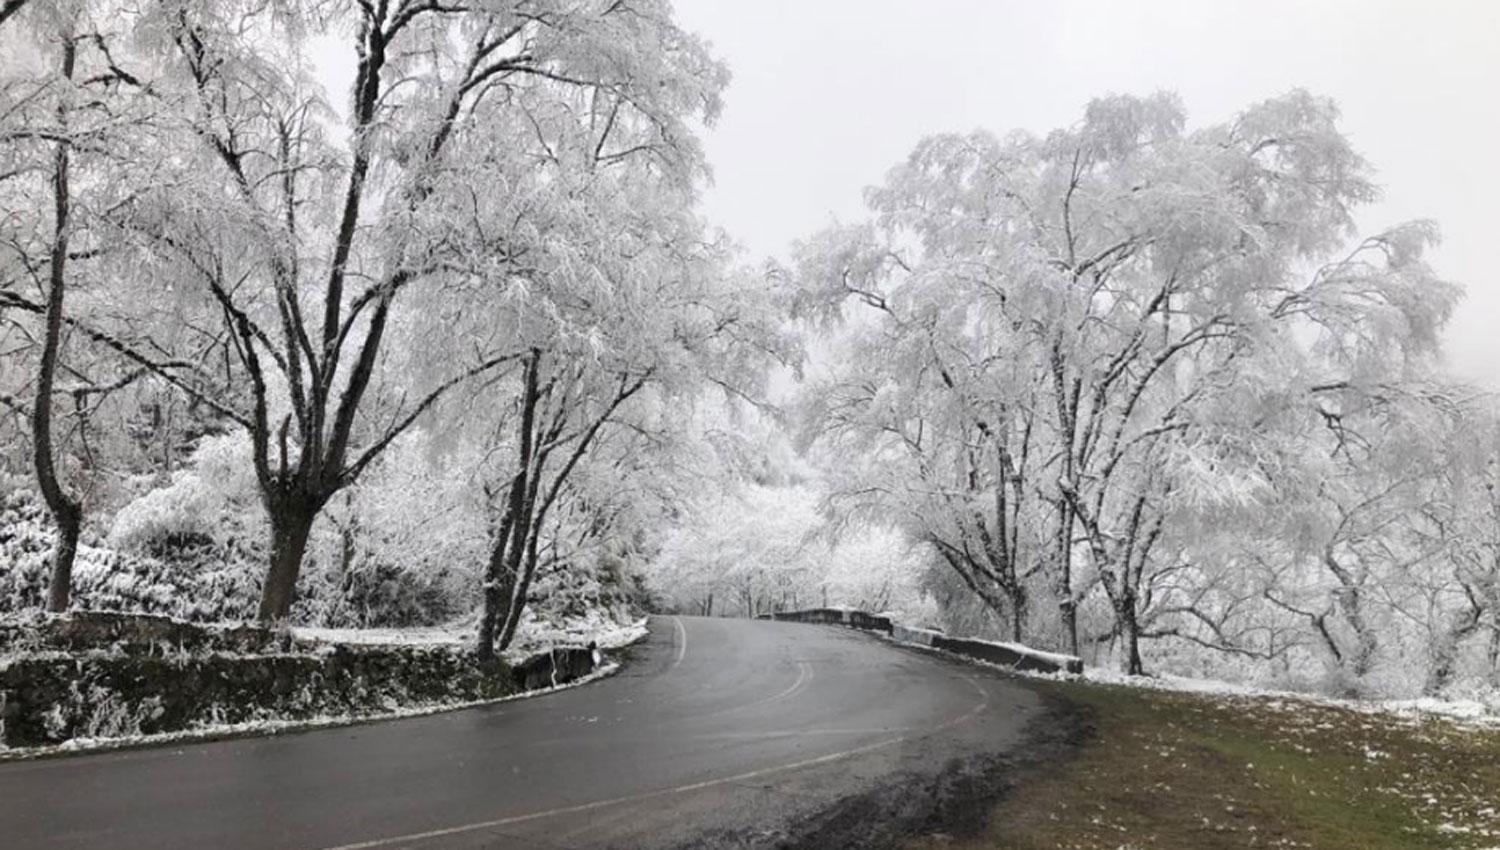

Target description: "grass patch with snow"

left=908, top=677, right=1500, bottom=850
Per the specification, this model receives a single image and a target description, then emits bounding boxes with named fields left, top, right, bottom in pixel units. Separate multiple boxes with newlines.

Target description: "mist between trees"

left=1, top=1, right=1495, bottom=701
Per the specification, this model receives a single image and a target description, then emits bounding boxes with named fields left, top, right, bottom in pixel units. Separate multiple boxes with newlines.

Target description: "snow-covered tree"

left=799, top=90, right=1460, bottom=673
left=0, top=1, right=179, bottom=610
left=80, top=0, right=731, bottom=622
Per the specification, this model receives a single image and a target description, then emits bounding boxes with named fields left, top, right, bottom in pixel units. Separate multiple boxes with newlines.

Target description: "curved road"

left=0, top=616, right=1049, bottom=849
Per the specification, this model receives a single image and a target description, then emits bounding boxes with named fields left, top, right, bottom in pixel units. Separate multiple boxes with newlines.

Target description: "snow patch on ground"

left=292, top=625, right=469, bottom=647
left=504, top=608, right=649, bottom=660
left=1073, top=666, right=1500, bottom=730
left=871, top=609, right=1500, bottom=730
left=293, top=609, right=650, bottom=658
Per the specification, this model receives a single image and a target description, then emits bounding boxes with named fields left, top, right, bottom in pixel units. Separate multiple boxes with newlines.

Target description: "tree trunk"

left=476, top=581, right=503, bottom=660
left=494, top=566, right=531, bottom=652
left=1425, top=608, right=1480, bottom=697
left=46, top=509, right=81, bottom=613
left=1489, top=623, right=1500, bottom=688
left=1323, top=548, right=1377, bottom=680
left=494, top=434, right=547, bottom=654
left=1055, top=504, right=1079, bottom=657
left=491, top=560, right=526, bottom=652
left=0, top=0, right=34, bottom=32
left=1117, top=589, right=1144, bottom=675
left=476, top=560, right=505, bottom=661
left=1050, top=336, right=1082, bottom=659
left=478, top=485, right=539, bottom=658
left=476, top=352, right=541, bottom=660
left=1335, top=590, right=1377, bottom=679
left=1008, top=585, right=1026, bottom=643
left=495, top=502, right=545, bottom=652
left=257, top=504, right=317, bottom=623
left=476, top=502, right=519, bottom=661
left=492, top=367, right=645, bottom=653
left=35, top=37, right=81, bottom=614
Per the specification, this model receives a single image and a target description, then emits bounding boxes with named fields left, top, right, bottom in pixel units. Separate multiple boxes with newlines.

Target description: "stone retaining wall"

left=0, top=613, right=602, bottom=749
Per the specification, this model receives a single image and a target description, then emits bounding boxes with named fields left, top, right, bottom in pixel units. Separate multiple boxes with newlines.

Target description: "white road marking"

left=684, top=726, right=921, bottom=740
left=315, top=675, right=992, bottom=850
left=761, top=660, right=810, bottom=704
left=768, top=660, right=813, bottom=705
left=510, top=726, right=924, bottom=748
left=700, top=659, right=812, bottom=719
left=671, top=616, right=688, bottom=669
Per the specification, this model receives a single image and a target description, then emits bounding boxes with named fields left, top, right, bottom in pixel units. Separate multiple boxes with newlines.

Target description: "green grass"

left=909, top=678, right=1500, bottom=850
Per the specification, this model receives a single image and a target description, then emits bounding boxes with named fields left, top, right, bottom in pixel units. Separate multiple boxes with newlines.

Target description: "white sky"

left=673, top=0, right=1500, bottom=388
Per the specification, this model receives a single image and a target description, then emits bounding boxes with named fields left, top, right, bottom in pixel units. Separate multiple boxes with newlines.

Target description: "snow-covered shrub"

left=2, top=434, right=265, bottom=624
left=528, top=544, right=648, bottom=630
left=93, top=434, right=265, bottom=622
left=287, top=435, right=487, bottom=628
left=0, top=485, right=64, bottom=613
left=293, top=556, right=467, bottom=629
left=108, top=434, right=263, bottom=555
left=107, top=481, right=218, bottom=554
left=0, top=484, right=263, bottom=623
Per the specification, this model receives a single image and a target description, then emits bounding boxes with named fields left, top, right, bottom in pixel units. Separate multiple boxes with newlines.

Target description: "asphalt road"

left=0, top=616, right=1050, bottom=849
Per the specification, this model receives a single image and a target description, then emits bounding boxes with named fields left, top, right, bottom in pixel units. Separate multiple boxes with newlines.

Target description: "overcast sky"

left=672, top=0, right=1500, bottom=387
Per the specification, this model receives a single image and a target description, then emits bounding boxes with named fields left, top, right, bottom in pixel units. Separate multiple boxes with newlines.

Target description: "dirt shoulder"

left=752, top=681, right=1089, bottom=850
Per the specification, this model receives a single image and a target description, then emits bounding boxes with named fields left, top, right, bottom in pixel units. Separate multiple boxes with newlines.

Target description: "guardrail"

left=762, top=608, right=1083, bottom=675
left=761, top=608, right=894, bottom=633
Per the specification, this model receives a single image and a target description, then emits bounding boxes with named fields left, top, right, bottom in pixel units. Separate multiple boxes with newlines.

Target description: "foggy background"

left=673, top=0, right=1500, bottom=387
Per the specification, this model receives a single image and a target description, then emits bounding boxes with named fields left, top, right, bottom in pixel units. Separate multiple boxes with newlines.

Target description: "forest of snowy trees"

left=787, top=91, right=1498, bottom=698
left=0, top=0, right=797, bottom=660
left=2, top=0, right=1497, bottom=703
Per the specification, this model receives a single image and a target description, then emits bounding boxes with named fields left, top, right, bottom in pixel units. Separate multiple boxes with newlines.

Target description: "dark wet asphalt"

left=0, top=616, right=1046, bottom=849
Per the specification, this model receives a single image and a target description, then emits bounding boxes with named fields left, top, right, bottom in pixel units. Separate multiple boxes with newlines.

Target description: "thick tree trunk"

left=0, top=0, right=33, bottom=31
left=1117, top=589, right=1144, bottom=675
left=1425, top=608, right=1480, bottom=697
left=1008, top=585, right=1027, bottom=643
left=46, top=510, right=81, bottom=613
left=476, top=559, right=505, bottom=661
left=257, top=505, right=317, bottom=623
left=491, top=568, right=524, bottom=652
